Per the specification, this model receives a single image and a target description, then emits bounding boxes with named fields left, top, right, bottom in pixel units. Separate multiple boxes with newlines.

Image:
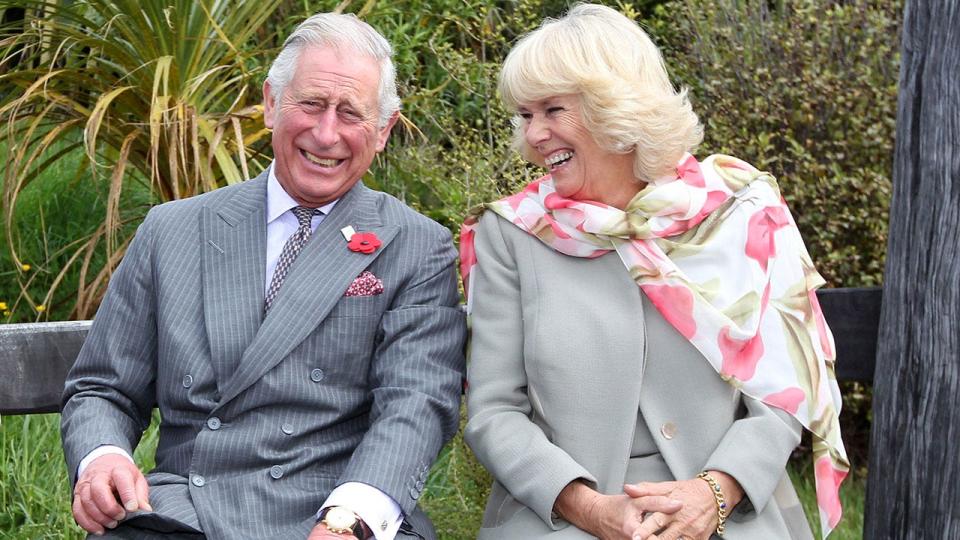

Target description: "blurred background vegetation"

left=1, top=0, right=899, bottom=538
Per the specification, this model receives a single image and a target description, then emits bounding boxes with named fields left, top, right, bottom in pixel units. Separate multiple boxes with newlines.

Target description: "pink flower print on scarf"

left=745, top=205, right=790, bottom=272
left=642, top=283, right=697, bottom=339
left=816, top=455, right=848, bottom=529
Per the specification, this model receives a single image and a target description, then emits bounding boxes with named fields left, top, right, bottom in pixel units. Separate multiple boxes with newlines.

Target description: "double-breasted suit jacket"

left=464, top=212, right=813, bottom=539
left=61, top=170, right=467, bottom=539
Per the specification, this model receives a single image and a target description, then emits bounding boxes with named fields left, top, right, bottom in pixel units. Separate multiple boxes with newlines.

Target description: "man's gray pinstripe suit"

left=60, top=170, right=467, bottom=539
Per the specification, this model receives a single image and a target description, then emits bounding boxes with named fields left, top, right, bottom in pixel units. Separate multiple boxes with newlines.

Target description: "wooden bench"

left=0, top=287, right=881, bottom=416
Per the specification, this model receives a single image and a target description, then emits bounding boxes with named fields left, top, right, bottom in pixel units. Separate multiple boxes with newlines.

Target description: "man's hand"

left=72, top=454, right=152, bottom=535
left=307, top=522, right=359, bottom=540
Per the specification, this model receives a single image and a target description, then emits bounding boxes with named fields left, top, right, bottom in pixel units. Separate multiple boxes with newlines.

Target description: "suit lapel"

left=216, top=182, right=399, bottom=408
left=201, top=173, right=268, bottom=392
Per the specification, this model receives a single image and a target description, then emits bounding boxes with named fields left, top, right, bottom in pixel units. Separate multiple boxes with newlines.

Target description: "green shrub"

left=648, top=0, right=900, bottom=287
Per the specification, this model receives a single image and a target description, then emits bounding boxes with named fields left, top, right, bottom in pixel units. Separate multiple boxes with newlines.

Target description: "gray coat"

left=464, top=212, right=813, bottom=539
left=61, top=171, right=466, bottom=539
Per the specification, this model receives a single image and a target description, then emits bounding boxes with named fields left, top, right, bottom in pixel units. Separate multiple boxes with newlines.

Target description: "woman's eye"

left=518, top=112, right=533, bottom=121
left=546, top=107, right=564, bottom=114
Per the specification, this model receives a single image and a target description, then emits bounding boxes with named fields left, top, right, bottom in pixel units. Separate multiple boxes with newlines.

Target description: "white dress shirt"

left=79, top=164, right=403, bottom=540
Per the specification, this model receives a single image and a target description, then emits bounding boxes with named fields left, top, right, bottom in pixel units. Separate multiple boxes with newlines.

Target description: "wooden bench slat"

left=0, top=321, right=91, bottom=415
left=817, top=287, right=881, bottom=383
left=0, top=288, right=881, bottom=415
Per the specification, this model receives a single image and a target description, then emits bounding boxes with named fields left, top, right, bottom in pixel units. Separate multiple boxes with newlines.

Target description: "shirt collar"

left=266, top=163, right=338, bottom=224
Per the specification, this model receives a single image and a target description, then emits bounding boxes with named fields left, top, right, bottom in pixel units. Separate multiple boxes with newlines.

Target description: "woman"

left=460, top=4, right=847, bottom=540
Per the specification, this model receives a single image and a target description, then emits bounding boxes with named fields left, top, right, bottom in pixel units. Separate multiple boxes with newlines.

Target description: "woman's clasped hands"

left=555, top=471, right=743, bottom=540
left=624, top=471, right=744, bottom=540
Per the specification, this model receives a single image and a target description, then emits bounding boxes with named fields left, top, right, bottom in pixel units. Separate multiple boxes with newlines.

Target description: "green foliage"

left=648, top=0, right=900, bottom=287
left=0, top=0, right=282, bottom=318
left=0, top=412, right=159, bottom=540
left=419, top=406, right=492, bottom=539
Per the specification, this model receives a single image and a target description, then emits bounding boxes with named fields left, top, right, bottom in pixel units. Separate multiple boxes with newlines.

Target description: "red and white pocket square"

left=344, top=271, right=384, bottom=297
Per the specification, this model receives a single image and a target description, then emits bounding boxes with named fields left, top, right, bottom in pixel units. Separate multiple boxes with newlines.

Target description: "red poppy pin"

left=347, top=232, right=381, bottom=254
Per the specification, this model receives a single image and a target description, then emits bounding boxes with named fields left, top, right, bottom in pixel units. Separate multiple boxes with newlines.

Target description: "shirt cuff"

left=318, top=482, right=403, bottom=540
left=78, top=445, right=134, bottom=478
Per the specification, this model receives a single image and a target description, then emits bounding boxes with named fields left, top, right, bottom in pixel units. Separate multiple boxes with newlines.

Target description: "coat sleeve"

left=703, top=396, right=803, bottom=519
left=60, top=210, right=160, bottom=485
left=463, top=213, right=597, bottom=529
left=337, top=222, right=467, bottom=516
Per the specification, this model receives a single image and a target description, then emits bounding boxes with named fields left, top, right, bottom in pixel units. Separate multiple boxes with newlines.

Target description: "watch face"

left=325, top=507, right=358, bottom=529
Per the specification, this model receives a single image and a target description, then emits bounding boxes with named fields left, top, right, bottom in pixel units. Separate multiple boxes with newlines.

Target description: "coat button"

left=206, top=417, right=221, bottom=430
left=408, top=487, right=420, bottom=500
left=270, top=465, right=284, bottom=479
left=281, top=423, right=294, bottom=435
left=660, top=422, right=677, bottom=440
left=310, top=368, right=325, bottom=382
left=182, top=374, right=193, bottom=388
left=191, top=474, right=205, bottom=487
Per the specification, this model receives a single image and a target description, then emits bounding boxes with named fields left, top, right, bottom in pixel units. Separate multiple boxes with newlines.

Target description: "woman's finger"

left=632, top=511, right=670, bottom=538
left=624, top=481, right=676, bottom=497
left=627, top=494, right=683, bottom=515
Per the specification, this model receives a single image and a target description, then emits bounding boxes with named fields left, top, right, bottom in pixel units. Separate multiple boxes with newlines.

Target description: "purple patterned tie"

left=264, top=206, right=320, bottom=311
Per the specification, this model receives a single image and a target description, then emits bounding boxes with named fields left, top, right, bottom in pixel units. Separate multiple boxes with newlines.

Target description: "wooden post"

left=865, top=0, right=960, bottom=536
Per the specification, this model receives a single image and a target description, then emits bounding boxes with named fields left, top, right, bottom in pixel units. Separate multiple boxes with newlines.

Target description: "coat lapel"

left=201, top=172, right=268, bottom=392
left=216, top=182, right=399, bottom=408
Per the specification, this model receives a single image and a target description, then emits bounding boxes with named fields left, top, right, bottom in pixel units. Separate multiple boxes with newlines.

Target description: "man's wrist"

left=78, top=445, right=134, bottom=479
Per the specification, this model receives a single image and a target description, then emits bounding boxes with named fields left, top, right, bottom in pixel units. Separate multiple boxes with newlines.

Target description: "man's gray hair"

left=266, top=12, right=401, bottom=128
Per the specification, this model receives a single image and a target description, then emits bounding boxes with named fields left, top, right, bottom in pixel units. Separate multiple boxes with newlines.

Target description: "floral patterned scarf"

left=460, top=154, right=848, bottom=538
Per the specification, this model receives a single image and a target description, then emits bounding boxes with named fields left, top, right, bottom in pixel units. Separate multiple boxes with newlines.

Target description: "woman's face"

left=518, top=95, right=639, bottom=208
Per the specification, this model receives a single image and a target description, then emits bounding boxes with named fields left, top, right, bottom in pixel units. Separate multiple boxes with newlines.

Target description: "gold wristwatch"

left=320, top=506, right=373, bottom=539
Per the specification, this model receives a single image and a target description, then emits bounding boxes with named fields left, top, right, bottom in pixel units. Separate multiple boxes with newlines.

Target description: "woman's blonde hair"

left=499, top=3, right=703, bottom=183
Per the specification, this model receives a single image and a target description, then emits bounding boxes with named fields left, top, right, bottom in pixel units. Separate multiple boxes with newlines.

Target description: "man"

left=61, top=12, right=466, bottom=540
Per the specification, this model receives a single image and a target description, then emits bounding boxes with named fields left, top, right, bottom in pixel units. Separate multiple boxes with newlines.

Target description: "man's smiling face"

left=263, top=45, right=397, bottom=207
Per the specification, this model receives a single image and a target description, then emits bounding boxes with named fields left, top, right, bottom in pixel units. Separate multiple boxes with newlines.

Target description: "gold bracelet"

left=697, top=471, right=728, bottom=536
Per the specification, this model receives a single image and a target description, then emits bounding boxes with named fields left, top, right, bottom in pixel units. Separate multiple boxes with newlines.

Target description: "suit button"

left=660, top=422, right=677, bottom=440
left=281, top=423, right=294, bottom=435
left=408, top=487, right=420, bottom=500
left=310, top=368, right=325, bottom=382
left=206, top=417, right=221, bottom=430
left=191, top=474, right=205, bottom=487
left=270, top=465, right=284, bottom=479
left=182, top=374, right=193, bottom=388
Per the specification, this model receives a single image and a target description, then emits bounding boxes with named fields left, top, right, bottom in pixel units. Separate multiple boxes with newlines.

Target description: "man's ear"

left=262, top=80, right=276, bottom=129
left=375, top=111, right=400, bottom=152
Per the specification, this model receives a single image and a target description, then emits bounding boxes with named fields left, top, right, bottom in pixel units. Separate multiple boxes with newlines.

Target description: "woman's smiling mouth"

left=545, top=151, right=574, bottom=170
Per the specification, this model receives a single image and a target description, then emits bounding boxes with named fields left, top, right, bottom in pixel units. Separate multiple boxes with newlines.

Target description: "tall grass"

left=0, top=413, right=158, bottom=539
left=0, top=138, right=140, bottom=323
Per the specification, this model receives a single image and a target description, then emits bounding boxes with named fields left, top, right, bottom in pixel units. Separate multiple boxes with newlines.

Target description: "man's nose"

left=313, top=110, right=340, bottom=146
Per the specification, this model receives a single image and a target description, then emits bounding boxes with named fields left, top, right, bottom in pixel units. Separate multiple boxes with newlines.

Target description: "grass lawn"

left=1, top=410, right=864, bottom=539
